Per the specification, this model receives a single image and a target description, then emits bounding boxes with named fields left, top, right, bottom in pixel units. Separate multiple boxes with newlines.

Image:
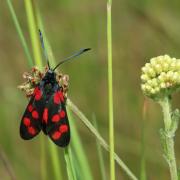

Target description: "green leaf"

left=159, top=128, right=169, bottom=162
left=170, top=109, right=180, bottom=134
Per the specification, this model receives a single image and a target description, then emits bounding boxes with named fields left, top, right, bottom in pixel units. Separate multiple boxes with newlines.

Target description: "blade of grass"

left=140, top=100, right=147, bottom=180
left=48, top=140, right=63, bottom=180
left=67, top=146, right=77, bottom=180
left=6, top=0, right=33, bottom=67
left=33, top=3, right=56, bottom=68
left=0, top=146, right=16, bottom=180
left=107, top=1, right=115, bottom=179
left=24, top=0, right=42, bottom=68
left=67, top=99, right=138, bottom=180
left=92, top=115, right=106, bottom=180
left=64, top=147, right=77, bottom=180
left=67, top=108, right=93, bottom=180
left=40, top=136, right=47, bottom=180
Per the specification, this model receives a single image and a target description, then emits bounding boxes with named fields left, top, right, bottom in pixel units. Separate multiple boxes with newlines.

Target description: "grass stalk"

left=24, top=0, right=42, bottom=68
left=107, top=0, right=115, bottom=179
left=67, top=147, right=77, bottom=180
left=92, top=115, right=106, bottom=180
left=64, top=147, right=77, bottom=180
left=0, top=146, right=16, bottom=180
left=48, top=141, right=62, bottom=180
left=33, top=2, right=56, bottom=68
left=40, top=136, right=47, bottom=180
left=6, top=0, right=33, bottom=67
left=140, top=100, right=147, bottom=180
left=67, top=99, right=138, bottom=180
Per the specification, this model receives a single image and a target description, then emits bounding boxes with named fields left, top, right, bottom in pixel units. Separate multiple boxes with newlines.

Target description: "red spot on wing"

left=34, top=87, right=42, bottom=101
left=52, top=114, right=60, bottom=122
left=33, top=87, right=38, bottom=95
left=43, top=108, right=48, bottom=124
left=59, top=91, right=64, bottom=102
left=28, top=105, right=33, bottom=112
left=52, top=131, right=62, bottom=140
left=32, top=110, right=39, bottom=119
left=53, top=92, right=60, bottom=104
left=59, top=124, right=68, bottom=133
left=23, top=117, right=31, bottom=127
left=28, top=126, right=36, bottom=135
left=53, top=90, right=64, bottom=104
left=59, top=110, right=65, bottom=118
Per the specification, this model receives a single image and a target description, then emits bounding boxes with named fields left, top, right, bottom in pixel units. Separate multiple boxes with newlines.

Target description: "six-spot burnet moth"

left=19, top=30, right=90, bottom=147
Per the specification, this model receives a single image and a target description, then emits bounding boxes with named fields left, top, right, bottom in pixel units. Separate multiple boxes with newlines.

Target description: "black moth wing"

left=44, top=85, right=70, bottom=147
left=20, top=85, right=45, bottom=140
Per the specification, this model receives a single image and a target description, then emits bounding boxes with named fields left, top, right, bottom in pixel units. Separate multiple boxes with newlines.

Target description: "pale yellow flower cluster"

left=141, top=55, right=180, bottom=99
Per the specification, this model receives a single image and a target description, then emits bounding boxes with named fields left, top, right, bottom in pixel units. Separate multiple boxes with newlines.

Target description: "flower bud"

left=141, top=55, right=180, bottom=100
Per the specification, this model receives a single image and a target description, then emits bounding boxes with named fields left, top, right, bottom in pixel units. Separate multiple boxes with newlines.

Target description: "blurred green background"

left=1, top=0, right=180, bottom=179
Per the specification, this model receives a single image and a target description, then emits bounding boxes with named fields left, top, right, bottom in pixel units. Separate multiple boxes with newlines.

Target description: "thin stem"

left=67, top=99, right=138, bottom=180
left=160, top=97, right=172, bottom=131
left=140, top=100, right=147, bottom=180
left=166, top=138, right=178, bottom=180
left=24, top=0, right=43, bottom=68
left=159, top=97, right=178, bottom=180
left=107, top=1, right=115, bottom=180
left=40, top=135, right=47, bottom=180
left=6, top=0, right=33, bottom=67
left=0, top=146, right=16, bottom=180
left=34, top=5, right=56, bottom=67
left=48, top=140, right=62, bottom=180
left=93, top=116, right=106, bottom=180
left=64, top=147, right=76, bottom=180
left=67, top=147, right=77, bottom=180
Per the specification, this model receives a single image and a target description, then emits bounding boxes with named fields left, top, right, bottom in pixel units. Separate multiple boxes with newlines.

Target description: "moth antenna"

left=53, top=48, right=91, bottom=71
left=39, top=29, right=50, bottom=69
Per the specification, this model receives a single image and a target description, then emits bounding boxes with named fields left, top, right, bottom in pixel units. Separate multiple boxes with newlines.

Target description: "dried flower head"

left=18, top=66, right=69, bottom=97
left=141, top=55, right=180, bottom=100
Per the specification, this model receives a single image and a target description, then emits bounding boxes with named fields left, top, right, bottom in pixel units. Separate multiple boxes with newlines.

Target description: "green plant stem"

left=48, top=140, right=62, bottom=180
left=64, top=147, right=76, bottom=180
left=6, top=0, right=33, bottom=67
left=140, top=100, right=147, bottom=180
left=92, top=116, right=106, bottom=180
left=160, top=97, right=172, bottom=130
left=159, top=97, right=178, bottom=180
left=40, top=135, right=47, bottom=180
left=33, top=2, right=56, bottom=68
left=0, top=146, right=16, bottom=180
left=24, top=0, right=42, bottom=68
left=107, top=1, right=115, bottom=180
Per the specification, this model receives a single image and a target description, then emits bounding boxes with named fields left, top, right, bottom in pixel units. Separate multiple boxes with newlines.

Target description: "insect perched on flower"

left=18, top=30, right=90, bottom=147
